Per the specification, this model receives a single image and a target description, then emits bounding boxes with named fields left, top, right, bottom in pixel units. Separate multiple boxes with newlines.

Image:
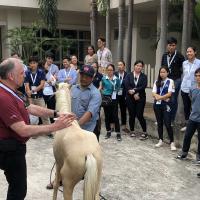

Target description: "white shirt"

left=181, top=58, right=200, bottom=93
left=152, top=78, right=175, bottom=94
left=97, top=47, right=112, bottom=68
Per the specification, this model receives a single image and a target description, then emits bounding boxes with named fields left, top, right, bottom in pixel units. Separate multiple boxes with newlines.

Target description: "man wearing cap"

left=46, top=64, right=102, bottom=190
left=71, top=65, right=102, bottom=133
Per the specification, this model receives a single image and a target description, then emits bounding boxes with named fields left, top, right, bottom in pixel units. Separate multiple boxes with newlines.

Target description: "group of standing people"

left=154, top=37, right=200, bottom=162
left=1, top=34, right=200, bottom=200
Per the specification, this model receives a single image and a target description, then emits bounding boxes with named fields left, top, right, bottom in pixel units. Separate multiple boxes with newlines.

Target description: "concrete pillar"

left=155, top=6, right=161, bottom=78
left=131, top=11, right=137, bottom=71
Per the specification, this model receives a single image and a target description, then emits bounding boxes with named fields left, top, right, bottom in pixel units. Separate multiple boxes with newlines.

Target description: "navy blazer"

left=124, top=72, right=147, bottom=100
left=114, top=71, right=127, bottom=96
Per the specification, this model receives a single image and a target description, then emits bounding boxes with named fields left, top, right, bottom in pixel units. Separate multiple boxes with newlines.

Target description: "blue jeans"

left=170, top=78, right=181, bottom=122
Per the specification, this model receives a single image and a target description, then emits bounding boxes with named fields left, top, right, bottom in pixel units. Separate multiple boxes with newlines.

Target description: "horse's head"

left=55, top=83, right=71, bottom=113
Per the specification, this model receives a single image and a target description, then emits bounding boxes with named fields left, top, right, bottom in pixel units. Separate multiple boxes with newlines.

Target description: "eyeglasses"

left=195, top=75, right=200, bottom=77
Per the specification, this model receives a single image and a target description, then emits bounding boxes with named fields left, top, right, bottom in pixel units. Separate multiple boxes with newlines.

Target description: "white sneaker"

left=155, top=139, right=163, bottom=148
left=180, top=126, right=186, bottom=132
left=170, top=142, right=177, bottom=151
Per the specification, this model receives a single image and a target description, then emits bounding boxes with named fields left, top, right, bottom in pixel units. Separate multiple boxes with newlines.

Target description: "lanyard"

left=64, top=68, right=72, bottom=78
left=0, top=83, right=23, bottom=103
left=118, top=72, right=124, bottom=85
left=133, top=72, right=140, bottom=86
left=187, top=62, right=195, bottom=75
left=167, top=50, right=177, bottom=68
left=159, top=79, right=169, bottom=96
left=107, top=76, right=116, bottom=91
left=30, top=73, right=37, bottom=85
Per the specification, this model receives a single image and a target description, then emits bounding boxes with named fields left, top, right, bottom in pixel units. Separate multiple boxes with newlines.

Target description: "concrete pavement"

left=0, top=130, right=200, bottom=200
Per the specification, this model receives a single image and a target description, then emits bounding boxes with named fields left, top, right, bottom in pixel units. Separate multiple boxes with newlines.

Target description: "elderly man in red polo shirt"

left=0, top=58, right=76, bottom=200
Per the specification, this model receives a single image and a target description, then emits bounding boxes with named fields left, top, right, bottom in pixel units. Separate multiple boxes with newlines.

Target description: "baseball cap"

left=80, top=65, right=95, bottom=77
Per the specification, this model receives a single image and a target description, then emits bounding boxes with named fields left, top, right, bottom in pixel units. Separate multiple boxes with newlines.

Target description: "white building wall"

left=0, top=0, right=90, bottom=12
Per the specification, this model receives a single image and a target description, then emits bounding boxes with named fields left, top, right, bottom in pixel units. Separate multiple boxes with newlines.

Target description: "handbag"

left=101, top=95, right=112, bottom=107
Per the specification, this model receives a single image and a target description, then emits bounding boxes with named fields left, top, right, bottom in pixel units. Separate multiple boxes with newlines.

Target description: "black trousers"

left=93, top=118, right=101, bottom=141
left=126, top=96, right=146, bottom=132
left=181, top=91, right=191, bottom=121
left=182, top=120, right=200, bottom=160
left=153, top=103, right=174, bottom=143
left=118, top=95, right=127, bottom=125
left=43, top=94, right=56, bottom=123
left=0, top=144, right=27, bottom=200
left=103, top=99, right=120, bottom=133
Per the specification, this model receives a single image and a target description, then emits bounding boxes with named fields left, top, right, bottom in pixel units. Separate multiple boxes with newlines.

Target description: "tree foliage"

left=38, top=0, right=58, bottom=34
left=97, top=0, right=109, bottom=16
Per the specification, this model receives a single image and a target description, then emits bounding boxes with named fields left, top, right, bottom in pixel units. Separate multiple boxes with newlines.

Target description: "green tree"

left=38, top=0, right=58, bottom=34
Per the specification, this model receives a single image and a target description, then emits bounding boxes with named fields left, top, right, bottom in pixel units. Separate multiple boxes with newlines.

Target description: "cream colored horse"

left=53, top=83, right=102, bottom=200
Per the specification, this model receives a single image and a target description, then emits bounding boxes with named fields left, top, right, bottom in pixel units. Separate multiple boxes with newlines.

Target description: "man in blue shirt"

left=57, top=56, right=77, bottom=85
left=71, top=65, right=102, bottom=135
left=25, top=56, right=50, bottom=127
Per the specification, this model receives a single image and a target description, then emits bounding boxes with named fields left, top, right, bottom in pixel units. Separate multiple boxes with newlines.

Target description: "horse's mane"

left=56, top=83, right=71, bottom=113
left=55, top=83, right=79, bottom=127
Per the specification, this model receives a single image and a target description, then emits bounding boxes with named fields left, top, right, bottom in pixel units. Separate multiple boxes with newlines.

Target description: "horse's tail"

left=84, top=154, right=99, bottom=200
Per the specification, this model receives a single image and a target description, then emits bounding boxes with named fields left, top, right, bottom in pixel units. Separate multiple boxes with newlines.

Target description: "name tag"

left=31, top=86, right=37, bottom=94
left=156, top=100, right=161, bottom=105
left=112, top=91, right=117, bottom=100
left=118, top=88, right=123, bottom=96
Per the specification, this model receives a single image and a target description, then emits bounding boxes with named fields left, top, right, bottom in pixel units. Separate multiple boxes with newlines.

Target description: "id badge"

left=118, top=88, right=123, bottom=96
left=31, top=86, right=37, bottom=94
left=186, top=80, right=191, bottom=88
left=112, top=91, right=117, bottom=100
left=156, top=100, right=161, bottom=105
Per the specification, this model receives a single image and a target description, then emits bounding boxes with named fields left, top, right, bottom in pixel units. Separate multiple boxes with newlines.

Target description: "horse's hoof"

left=46, top=183, right=53, bottom=190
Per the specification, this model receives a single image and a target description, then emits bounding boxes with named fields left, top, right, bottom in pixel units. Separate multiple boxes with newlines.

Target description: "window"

left=26, top=29, right=91, bottom=65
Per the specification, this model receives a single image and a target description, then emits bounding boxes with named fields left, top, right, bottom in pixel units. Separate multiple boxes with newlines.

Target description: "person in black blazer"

left=114, top=61, right=130, bottom=133
left=124, top=60, right=148, bottom=140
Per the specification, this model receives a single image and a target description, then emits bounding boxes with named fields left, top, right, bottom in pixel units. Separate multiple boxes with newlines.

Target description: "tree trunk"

left=126, top=0, right=133, bottom=72
left=106, top=0, right=111, bottom=49
left=118, top=0, right=125, bottom=61
left=90, top=0, right=98, bottom=50
left=160, top=0, right=168, bottom=58
left=187, top=0, right=195, bottom=45
left=181, top=0, right=189, bottom=55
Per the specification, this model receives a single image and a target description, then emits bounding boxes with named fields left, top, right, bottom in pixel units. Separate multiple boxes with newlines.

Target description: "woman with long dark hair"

left=152, top=66, right=176, bottom=150
left=84, top=45, right=98, bottom=65
left=124, top=60, right=147, bottom=140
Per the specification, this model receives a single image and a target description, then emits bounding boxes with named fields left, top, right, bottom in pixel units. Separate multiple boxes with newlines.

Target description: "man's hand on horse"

left=53, top=114, right=76, bottom=130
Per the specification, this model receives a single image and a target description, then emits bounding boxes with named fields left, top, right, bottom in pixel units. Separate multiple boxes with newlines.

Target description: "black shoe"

left=105, top=132, right=111, bottom=139
left=176, top=153, right=187, bottom=160
left=197, top=173, right=200, bottom=178
left=116, top=134, right=122, bottom=141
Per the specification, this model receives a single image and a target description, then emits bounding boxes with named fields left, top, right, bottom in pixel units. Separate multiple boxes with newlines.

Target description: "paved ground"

left=0, top=128, right=200, bottom=200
